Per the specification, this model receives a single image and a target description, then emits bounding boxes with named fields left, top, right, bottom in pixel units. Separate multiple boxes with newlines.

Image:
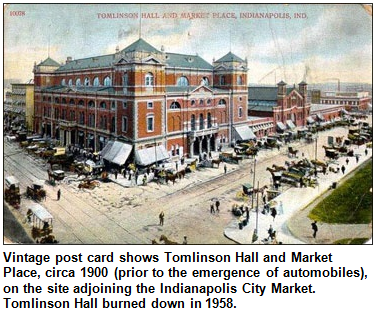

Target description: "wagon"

left=5, top=176, right=21, bottom=207
left=26, top=180, right=46, bottom=201
left=28, top=203, right=57, bottom=243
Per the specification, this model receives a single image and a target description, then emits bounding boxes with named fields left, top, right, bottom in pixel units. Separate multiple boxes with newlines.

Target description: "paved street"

left=3, top=120, right=372, bottom=244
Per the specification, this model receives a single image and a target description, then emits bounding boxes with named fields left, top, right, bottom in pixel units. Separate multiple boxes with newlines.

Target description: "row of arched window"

left=61, top=76, right=112, bottom=87
left=42, top=97, right=113, bottom=110
left=190, top=113, right=212, bottom=131
left=169, top=98, right=227, bottom=109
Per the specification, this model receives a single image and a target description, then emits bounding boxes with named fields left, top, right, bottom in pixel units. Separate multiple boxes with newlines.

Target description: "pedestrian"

left=356, top=155, right=359, bottom=163
left=114, top=170, right=118, bottom=180
left=300, top=176, right=305, bottom=188
left=182, top=236, right=188, bottom=245
left=314, top=168, right=318, bottom=177
left=262, top=187, right=267, bottom=204
left=215, top=199, right=220, bottom=213
left=142, top=174, right=147, bottom=186
left=341, top=165, right=345, bottom=175
left=210, top=203, right=215, bottom=214
left=123, top=169, right=127, bottom=178
left=159, top=211, right=164, bottom=226
left=268, top=225, right=274, bottom=239
left=271, top=207, right=277, bottom=221
left=346, top=158, right=349, bottom=165
left=311, top=220, right=318, bottom=238
left=246, top=206, right=250, bottom=221
left=176, top=161, right=178, bottom=171
left=57, top=189, right=61, bottom=201
left=224, top=164, right=227, bottom=174
left=365, top=148, right=368, bottom=156
left=278, top=201, right=284, bottom=215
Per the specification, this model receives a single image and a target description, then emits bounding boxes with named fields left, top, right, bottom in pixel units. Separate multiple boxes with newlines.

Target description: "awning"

left=286, top=120, right=296, bottom=129
left=135, top=145, right=170, bottom=166
left=276, top=122, right=286, bottom=131
left=101, top=141, right=133, bottom=166
left=29, top=203, right=53, bottom=222
left=316, top=113, right=325, bottom=121
left=306, top=116, right=315, bottom=124
left=234, top=126, right=256, bottom=141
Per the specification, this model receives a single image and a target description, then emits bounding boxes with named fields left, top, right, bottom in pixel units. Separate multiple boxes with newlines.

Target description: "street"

left=3, top=121, right=371, bottom=244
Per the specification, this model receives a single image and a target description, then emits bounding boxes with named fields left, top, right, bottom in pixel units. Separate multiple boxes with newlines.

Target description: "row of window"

left=41, top=97, right=115, bottom=110
left=61, top=76, right=112, bottom=87
left=321, top=100, right=359, bottom=105
left=169, top=98, right=227, bottom=109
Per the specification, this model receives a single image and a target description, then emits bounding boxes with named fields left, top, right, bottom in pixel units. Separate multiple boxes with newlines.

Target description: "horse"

left=177, top=169, right=186, bottom=179
left=159, top=234, right=178, bottom=244
left=272, top=164, right=286, bottom=171
left=211, top=159, right=222, bottom=168
left=165, top=173, right=178, bottom=185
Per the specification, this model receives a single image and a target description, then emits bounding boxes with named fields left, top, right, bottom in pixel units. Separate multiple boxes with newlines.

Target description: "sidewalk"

left=224, top=144, right=372, bottom=244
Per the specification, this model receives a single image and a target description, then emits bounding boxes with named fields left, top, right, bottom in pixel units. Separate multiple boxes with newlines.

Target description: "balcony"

left=188, top=124, right=219, bottom=138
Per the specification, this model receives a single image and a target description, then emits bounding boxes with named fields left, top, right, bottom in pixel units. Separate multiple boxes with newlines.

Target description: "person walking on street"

left=271, top=207, right=277, bottom=221
left=159, top=211, right=165, bottom=226
left=311, top=221, right=318, bottom=238
left=215, top=199, right=220, bottom=213
left=182, top=236, right=188, bottom=245
left=341, top=165, right=346, bottom=175
left=210, top=203, right=215, bottom=214
left=346, top=158, right=349, bottom=165
left=365, top=148, right=368, bottom=156
left=114, top=170, right=118, bottom=180
left=57, top=189, right=61, bottom=201
left=356, top=155, right=359, bottom=163
left=268, top=225, right=274, bottom=240
left=224, top=164, right=227, bottom=174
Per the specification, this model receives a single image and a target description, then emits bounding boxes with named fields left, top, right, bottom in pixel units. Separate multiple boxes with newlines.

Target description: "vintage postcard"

left=3, top=3, right=372, bottom=245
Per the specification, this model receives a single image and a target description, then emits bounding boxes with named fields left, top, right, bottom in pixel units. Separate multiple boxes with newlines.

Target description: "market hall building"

left=33, top=38, right=252, bottom=165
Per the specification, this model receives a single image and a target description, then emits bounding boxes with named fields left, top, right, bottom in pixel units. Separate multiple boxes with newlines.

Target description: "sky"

left=3, top=3, right=372, bottom=86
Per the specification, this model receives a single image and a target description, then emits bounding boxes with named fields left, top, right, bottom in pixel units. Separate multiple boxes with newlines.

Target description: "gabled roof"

left=38, top=57, right=60, bottom=67
left=56, top=54, right=115, bottom=72
left=166, top=53, right=212, bottom=69
left=121, top=38, right=160, bottom=53
left=248, top=86, right=278, bottom=101
left=215, top=52, right=244, bottom=63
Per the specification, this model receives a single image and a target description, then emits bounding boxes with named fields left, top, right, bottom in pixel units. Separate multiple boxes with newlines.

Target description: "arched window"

left=62, top=98, right=67, bottom=104
left=78, top=100, right=84, bottom=106
left=69, top=99, right=75, bottom=106
left=61, top=79, right=66, bottom=86
left=202, top=77, right=209, bottom=86
left=104, top=76, right=112, bottom=86
left=88, top=100, right=95, bottom=108
left=237, top=75, right=242, bottom=85
left=55, top=97, right=60, bottom=104
left=176, top=76, right=189, bottom=86
left=99, top=101, right=106, bottom=109
left=70, top=110, right=75, bottom=121
left=207, top=113, right=212, bottom=128
left=199, top=113, right=204, bottom=130
left=145, top=73, right=154, bottom=86
left=207, top=99, right=212, bottom=105
left=218, top=99, right=226, bottom=106
left=170, top=101, right=181, bottom=109
left=68, top=79, right=73, bottom=87
left=220, top=75, right=225, bottom=85
left=93, top=77, right=100, bottom=87
left=84, top=77, right=90, bottom=86
left=238, top=107, right=243, bottom=118
left=79, top=112, right=85, bottom=124
left=75, top=78, right=81, bottom=86
left=191, top=99, right=196, bottom=106
left=191, top=114, right=196, bottom=131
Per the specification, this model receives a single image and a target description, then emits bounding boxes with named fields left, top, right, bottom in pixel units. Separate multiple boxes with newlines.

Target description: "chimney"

left=66, top=56, right=73, bottom=64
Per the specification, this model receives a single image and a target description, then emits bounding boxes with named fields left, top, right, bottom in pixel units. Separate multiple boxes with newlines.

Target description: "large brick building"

left=33, top=38, right=252, bottom=165
left=248, top=81, right=311, bottom=132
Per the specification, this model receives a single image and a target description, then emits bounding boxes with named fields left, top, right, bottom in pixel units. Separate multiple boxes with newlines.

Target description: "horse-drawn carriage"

left=47, top=169, right=66, bottom=184
left=5, top=176, right=21, bottom=207
left=27, top=203, right=58, bottom=244
left=288, top=146, right=299, bottom=158
left=26, top=180, right=46, bottom=201
left=220, top=152, right=242, bottom=164
left=325, top=148, right=339, bottom=160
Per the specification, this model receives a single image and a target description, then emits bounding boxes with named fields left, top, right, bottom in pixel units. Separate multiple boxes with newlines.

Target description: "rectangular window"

left=122, top=116, right=127, bottom=132
left=147, top=115, right=154, bottom=132
left=147, top=101, right=153, bottom=109
left=123, top=102, right=127, bottom=109
left=111, top=101, right=116, bottom=110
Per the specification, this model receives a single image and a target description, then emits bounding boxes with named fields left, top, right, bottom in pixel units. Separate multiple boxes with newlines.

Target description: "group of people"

left=210, top=199, right=221, bottom=214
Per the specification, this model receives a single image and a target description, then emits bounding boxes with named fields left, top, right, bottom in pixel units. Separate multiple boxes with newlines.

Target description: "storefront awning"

left=234, top=126, right=256, bottom=141
left=135, top=145, right=170, bottom=166
left=286, top=120, right=296, bottom=130
left=100, top=141, right=133, bottom=166
left=307, top=116, right=315, bottom=124
left=276, top=122, right=286, bottom=131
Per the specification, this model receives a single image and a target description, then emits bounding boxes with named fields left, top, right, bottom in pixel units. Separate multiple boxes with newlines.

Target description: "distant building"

left=320, top=91, right=371, bottom=112
left=5, top=82, right=34, bottom=131
left=248, top=81, right=310, bottom=133
left=33, top=38, right=251, bottom=165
